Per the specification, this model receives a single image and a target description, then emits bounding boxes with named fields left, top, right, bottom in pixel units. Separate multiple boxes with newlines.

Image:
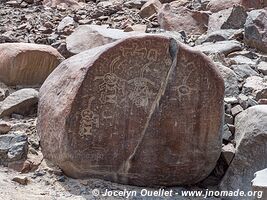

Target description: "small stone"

left=57, top=176, right=66, bottom=182
left=124, top=24, right=147, bottom=32
left=258, top=99, right=267, bottom=104
left=247, top=97, right=258, bottom=107
left=80, top=180, right=88, bottom=186
left=224, top=97, right=238, bottom=104
left=223, top=124, right=232, bottom=142
left=258, top=61, right=267, bottom=75
left=256, top=88, right=267, bottom=101
left=231, top=105, right=244, bottom=116
left=0, top=121, right=11, bottom=134
left=217, top=64, right=239, bottom=97
left=242, top=76, right=267, bottom=97
left=0, top=134, right=28, bottom=163
left=0, top=89, right=7, bottom=101
left=222, top=143, right=235, bottom=166
left=227, top=124, right=235, bottom=135
left=57, top=17, right=75, bottom=32
left=231, top=64, right=259, bottom=80
left=140, top=0, right=162, bottom=19
left=12, top=176, right=28, bottom=185
left=238, top=94, right=249, bottom=109
left=225, top=113, right=234, bottom=125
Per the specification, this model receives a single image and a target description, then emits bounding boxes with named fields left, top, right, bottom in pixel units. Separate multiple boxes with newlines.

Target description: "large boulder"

left=208, top=5, right=247, bottom=33
left=207, top=0, right=267, bottom=12
left=37, top=35, right=224, bottom=186
left=207, top=0, right=241, bottom=13
left=194, top=40, right=242, bottom=56
left=158, top=4, right=209, bottom=35
left=66, top=25, right=132, bottom=55
left=244, top=9, right=267, bottom=53
left=0, top=43, right=64, bottom=86
left=220, top=105, right=267, bottom=199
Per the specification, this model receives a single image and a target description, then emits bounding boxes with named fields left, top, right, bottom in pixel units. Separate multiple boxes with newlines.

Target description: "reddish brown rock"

left=241, top=0, right=267, bottom=10
left=207, top=0, right=267, bottom=12
left=158, top=3, right=209, bottom=35
left=37, top=35, right=224, bottom=186
left=139, top=0, right=162, bottom=18
left=207, top=0, right=241, bottom=12
left=0, top=43, right=64, bottom=86
left=43, top=0, right=80, bottom=8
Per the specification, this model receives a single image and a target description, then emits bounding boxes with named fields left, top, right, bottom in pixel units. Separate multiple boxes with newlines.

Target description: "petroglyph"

left=79, top=97, right=99, bottom=137
left=38, top=36, right=224, bottom=186
left=171, top=69, right=197, bottom=101
left=95, top=58, right=126, bottom=105
left=128, top=65, right=156, bottom=110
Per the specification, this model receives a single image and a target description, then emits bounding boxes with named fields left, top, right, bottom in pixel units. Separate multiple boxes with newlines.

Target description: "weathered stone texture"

left=0, top=43, right=64, bottom=86
left=38, top=36, right=224, bottom=186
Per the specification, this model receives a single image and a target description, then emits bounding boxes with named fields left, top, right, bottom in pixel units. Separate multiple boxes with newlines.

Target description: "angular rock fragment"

left=208, top=5, right=247, bottom=33
left=38, top=35, right=224, bottom=186
left=242, top=76, right=267, bottom=97
left=220, top=105, right=267, bottom=200
left=158, top=4, right=209, bottom=35
left=258, top=61, right=267, bottom=75
left=0, top=43, right=64, bottom=86
left=0, top=89, right=38, bottom=117
left=207, top=0, right=240, bottom=12
left=244, top=9, right=267, bottom=53
left=139, top=0, right=162, bottom=18
left=194, top=41, right=242, bottom=56
left=0, top=121, right=11, bottom=135
left=0, top=134, right=28, bottom=164
left=216, top=64, right=239, bottom=97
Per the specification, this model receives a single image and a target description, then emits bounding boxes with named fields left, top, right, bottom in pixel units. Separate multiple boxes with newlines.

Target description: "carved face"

left=81, top=110, right=94, bottom=119
left=178, top=85, right=193, bottom=96
left=104, top=73, right=118, bottom=85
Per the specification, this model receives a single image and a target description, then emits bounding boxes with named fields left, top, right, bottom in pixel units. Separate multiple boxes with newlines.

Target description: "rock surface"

left=207, top=0, right=241, bottom=13
left=244, top=9, right=267, bottom=53
left=66, top=25, right=133, bottom=55
left=220, top=105, right=267, bottom=199
left=158, top=4, right=209, bottom=35
left=0, top=89, right=38, bottom=117
left=0, top=133, right=28, bottom=164
left=38, top=35, right=224, bottom=186
left=208, top=5, right=247, bottom=33
left=194, top=40, right=242, bottom=56
left=0, top=43, right=64, bottom=86
left=216, top=64, right=239, bottom=97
